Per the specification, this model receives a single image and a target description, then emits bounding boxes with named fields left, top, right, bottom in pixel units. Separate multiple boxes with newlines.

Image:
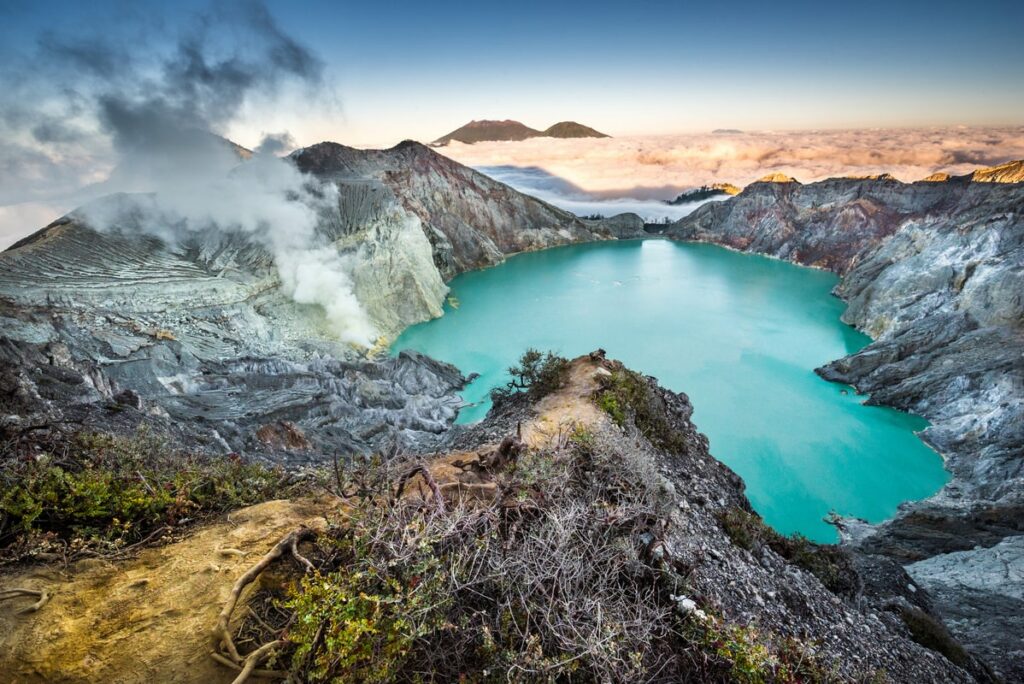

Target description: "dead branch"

left=0, top=587, right=50, bottom=614
left=393, top=465, right=445, bottom=512
left=289, top=534, right=315, bottom=575
left=230, top=639, right=286, bottom=684
left=209, top=651, right=287, bottom=680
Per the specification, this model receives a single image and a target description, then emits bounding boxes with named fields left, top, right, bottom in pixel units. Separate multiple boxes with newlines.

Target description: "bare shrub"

left=221, top=430, right=833, bottom=683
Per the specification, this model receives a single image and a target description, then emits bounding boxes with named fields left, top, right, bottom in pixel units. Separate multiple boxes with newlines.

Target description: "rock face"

left=907, top=535, right=1024, bottom=675
left=666, top=168, right=1024, bottom=680
left=961, top=160, right=1024, bottom=184
left=444, top=356, right=989, bottom=682
left=292, top=141, right=624, bottom=287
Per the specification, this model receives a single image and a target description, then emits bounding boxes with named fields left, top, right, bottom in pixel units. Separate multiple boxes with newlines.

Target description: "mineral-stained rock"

left=255, top=420, right=311, bottom=452
left=0, top=140, right=636, bottom=461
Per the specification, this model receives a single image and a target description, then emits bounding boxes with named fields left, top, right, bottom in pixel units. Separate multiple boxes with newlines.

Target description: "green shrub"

left=491, top=348, right=570, bottom=402
left=683, top=609, right=836, bottom=683
left=269, top=437, right=840, bottom=683
left=286, top=508, right=451, bottom=683
left=0, top=429, right=288, bottom=557
left=596, top=368, right=690, bottom=453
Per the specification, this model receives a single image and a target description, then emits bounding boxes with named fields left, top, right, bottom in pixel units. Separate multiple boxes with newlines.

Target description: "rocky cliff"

left=291, top=140, right=621, bottom=286
left=0, top=355, right=990, bottom=682
left=0, top=141, right=637, bottom=461
left=665, top=167, right=1024, bottom=679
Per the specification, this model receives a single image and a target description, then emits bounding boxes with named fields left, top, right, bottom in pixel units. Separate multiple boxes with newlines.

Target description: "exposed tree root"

left=209, top=651, right=286, bottom=680
left=0, top=587, right=50, bottom=614
left=211, top=527, right=316, bottom=683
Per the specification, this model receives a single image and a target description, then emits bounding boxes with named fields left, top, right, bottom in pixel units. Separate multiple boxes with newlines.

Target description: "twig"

left=231, top=640, right=286, bottom=684
left=209, top=651, right=286, bottom=679
left=393, top=465, right=445, bottom=512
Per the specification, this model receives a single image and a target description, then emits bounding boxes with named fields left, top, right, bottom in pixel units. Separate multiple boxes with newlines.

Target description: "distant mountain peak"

left=755, top=172, right=799, bottom=184
left=541, top=121, right=610, bottom=139
left=432, top=119, right=609, bottom=146
left=667, top=183, right=741, bottom=205
left=918, top=159, right=1024, bottom=184
left=968, top=159, right=1024, bottom=183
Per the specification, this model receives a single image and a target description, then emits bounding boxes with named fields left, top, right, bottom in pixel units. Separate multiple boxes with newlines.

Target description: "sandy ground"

left=0, top=498, right=329, bottom=683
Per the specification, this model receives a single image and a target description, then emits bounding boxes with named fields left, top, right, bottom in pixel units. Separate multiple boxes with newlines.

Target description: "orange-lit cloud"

left=439, top=126, right=1024, bottom=197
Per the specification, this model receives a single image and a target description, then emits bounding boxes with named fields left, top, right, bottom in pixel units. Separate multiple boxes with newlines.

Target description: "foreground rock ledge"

left=0, top=356, right=989, bottom=683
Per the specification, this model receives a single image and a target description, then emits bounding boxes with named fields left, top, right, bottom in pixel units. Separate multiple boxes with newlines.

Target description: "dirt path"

left=521, top=356, right=608, bottom=449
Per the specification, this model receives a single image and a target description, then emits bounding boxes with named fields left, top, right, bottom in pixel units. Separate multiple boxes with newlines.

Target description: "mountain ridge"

left=1, top=148, right=1021, bottom=679
left=431, top=119, right=609, bottom=145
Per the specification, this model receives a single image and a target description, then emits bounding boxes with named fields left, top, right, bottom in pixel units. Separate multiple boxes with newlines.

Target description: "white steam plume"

left=0, top=2, right=376, bottom=345
left=79, top=147, right=377, bottom=346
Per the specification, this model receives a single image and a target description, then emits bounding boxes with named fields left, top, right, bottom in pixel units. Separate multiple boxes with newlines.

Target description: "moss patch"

left=596, top=367, right=690, bottom=453
left=895, top=604, right=970, bottom=668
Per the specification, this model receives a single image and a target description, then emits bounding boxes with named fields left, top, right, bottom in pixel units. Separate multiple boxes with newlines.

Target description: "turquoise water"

left=392, top=239, right=949, bottom=542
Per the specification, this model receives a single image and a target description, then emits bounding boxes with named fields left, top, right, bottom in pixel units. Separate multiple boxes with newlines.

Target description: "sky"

left=2, top=0, right=1023, bottom=147
left=1, top=0, right=1023, bottom=244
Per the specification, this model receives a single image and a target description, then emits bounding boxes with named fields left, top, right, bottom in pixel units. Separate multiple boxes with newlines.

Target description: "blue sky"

left=2, top=0, right=1022, bottom=147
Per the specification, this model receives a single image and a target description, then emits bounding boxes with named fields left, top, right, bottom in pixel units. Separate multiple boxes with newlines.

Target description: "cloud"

left=255, top=131, right=298, bottom=156
left=442, top=126, right=1024, bottom=198
left=478, top=166, right=722, bottom=222
left=0, top=202, right=68, bottom=247
left=0, top=0, right=334, bottom=215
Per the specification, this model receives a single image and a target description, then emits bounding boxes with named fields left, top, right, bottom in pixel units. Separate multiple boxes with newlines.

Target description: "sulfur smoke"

left=1, top=1, right=376, bottom=345
left=80, top=150, right=377, bottom=346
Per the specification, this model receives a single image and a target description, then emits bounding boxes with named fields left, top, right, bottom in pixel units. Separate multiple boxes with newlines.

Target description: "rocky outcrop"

left=667, top=183, right=741, bottom=205
left=443, top=356, right=989, bottom=681
left=292, top=140, right=621, bottom=283
left=0, top=324, right=467, bottom=460
left=0, top=140, right=632, bottom=462
left=581, top=211, right=645, bottom=238
left=907, top=535, right=1024, bottom=675
left=0, top=356, right=986, bottom=682
left=666, top=169, right=1024, bottom=680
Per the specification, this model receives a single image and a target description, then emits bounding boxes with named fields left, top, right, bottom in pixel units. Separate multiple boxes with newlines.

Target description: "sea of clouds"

left=443, top=126, right=1024, bottom=213
left=474, top=165, right=720, bottom=223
